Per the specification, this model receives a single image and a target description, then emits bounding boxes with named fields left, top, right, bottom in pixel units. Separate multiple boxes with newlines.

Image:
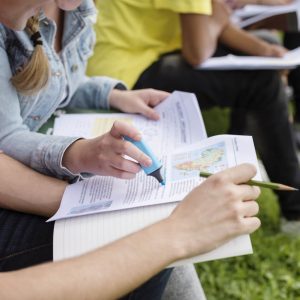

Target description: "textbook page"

left=49, top=135, right=261, bottom=221
left=197, top=47, right=300, bottom=70
left=53, top=91, right=207, bottom=156
left=53, top=134, right=260, bottom=264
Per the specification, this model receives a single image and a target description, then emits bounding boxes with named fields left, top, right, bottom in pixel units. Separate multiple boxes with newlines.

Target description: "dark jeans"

left=134, top=51, right=300, bottom=220
left=0, top=209, right=54, bottom=271
left=284, top=32, right=300, bottom=121
left=0, top=208, right=171, bottom=299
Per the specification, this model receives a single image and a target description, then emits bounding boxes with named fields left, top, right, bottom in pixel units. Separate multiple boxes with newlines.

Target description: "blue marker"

left=124, top=136, right=165, bottom=185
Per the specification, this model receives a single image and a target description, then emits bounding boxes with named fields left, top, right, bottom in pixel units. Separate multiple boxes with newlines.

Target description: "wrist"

left=62, top=139, right=86, bottom=174
left=155, top=217, right=190, bottom=261
left=108, top=89, right=124, bottom=110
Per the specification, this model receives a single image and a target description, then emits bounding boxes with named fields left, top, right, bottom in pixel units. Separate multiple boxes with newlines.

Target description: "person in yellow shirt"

left=88, top=0, right=300, bottom=228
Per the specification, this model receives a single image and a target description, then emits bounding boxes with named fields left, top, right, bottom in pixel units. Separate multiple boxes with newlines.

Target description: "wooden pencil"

left=199, top=171, right=298, bottom=191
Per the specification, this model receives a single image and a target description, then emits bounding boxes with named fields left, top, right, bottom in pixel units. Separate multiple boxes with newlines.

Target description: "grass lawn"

left=197, top=108, right=300, bottom=300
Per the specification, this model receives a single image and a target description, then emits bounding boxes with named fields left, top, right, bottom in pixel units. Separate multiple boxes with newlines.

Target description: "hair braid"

left=11, top=16, right=50, bottom=95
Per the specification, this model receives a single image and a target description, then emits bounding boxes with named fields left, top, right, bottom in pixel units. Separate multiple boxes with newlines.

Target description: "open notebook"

left=51, top=91, right=261, bottom=266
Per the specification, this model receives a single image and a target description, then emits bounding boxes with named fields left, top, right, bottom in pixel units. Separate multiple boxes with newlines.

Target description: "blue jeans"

left=0, top=208, right=172, bottom=299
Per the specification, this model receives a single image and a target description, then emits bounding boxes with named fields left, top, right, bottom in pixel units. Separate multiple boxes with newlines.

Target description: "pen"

left=124, top=136, right=165, bottom=185
left=199, top=171, right=298, bottom=191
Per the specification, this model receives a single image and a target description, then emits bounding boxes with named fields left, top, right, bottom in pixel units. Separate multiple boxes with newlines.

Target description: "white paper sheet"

left=233, top=1, right=300, bottom=28
left=197, top=47, right=300, bottom=70
left=53, top=203, right=253, bottom=266
left=54, top=91, right=206, bottom=156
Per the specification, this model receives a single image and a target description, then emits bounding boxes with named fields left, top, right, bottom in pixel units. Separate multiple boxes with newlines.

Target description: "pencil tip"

left=278, top=184, right=298, bottom=191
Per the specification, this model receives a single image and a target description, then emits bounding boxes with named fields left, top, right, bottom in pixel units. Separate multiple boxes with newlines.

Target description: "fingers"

left=217, top=163, right=257, bottom=185
left=110, top=121, right=141, bottom=140
left=135, top=89, right=169, bottom=120
left=107, top=167, right=137, bottom=180
left=136, top=101, right=160, bottom=120
left=272, top=46, right=287, bottom=58
left=241, top=200, right=260, bottom=217
left=238, top=185, right=261, bottom=201
left=110, top=155, right=141, bottom=174
left=112, top=138, right=152, bottom=167
left=144, top=89, right=170, bottom=107
left=242, top=217, right=261, bottom=234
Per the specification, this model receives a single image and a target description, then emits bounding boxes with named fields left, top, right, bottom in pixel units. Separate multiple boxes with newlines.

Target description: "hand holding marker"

left=124, top=136, right=165, bottom=185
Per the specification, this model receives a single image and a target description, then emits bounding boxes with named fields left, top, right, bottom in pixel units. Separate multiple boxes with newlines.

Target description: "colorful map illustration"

left=171, top=142, right=228, bottom=181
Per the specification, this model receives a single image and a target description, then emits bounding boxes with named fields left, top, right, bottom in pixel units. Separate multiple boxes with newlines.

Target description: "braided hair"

left=11, top=15, right=50, bottom=95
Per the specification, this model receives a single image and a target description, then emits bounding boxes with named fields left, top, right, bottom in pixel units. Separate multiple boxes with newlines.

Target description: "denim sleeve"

left=63, top=75, right=127, bottom=110
left=0, top=46, right=82, bottom=181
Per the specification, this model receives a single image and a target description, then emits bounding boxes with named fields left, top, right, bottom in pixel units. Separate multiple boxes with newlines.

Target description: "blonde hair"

left=11, top=16, right=50, bottom=96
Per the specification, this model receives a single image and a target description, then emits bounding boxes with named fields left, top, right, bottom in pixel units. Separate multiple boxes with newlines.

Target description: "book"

left=51, top=91, right=261, bottom=266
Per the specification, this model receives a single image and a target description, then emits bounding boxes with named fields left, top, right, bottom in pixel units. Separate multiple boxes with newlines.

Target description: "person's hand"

left=165, top=164, right=261, bottom=259
left=109, top=89, right=170, bottom=120
left=62, top=121, right=152, bottom=179
left=260, top=43, right=288, bottom=57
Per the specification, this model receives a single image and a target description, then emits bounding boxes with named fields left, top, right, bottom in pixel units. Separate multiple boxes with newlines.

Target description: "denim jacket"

left=0, top=0, right=125, bottom=180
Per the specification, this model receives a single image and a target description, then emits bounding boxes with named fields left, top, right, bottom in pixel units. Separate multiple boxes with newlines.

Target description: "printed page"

left=53, top=91, right=207, bottom=156
left=197, top=47, right=300, bottom=70
left=48, top=135, right=261, bottom=221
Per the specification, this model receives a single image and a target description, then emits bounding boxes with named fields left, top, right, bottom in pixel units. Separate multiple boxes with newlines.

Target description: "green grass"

left=197, top=108, right=300, bottom=300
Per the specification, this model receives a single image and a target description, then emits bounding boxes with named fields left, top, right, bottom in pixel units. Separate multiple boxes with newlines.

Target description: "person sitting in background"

left=226, top=0, right=300, bottom=148
left=88, top=0, right=300, bottom=230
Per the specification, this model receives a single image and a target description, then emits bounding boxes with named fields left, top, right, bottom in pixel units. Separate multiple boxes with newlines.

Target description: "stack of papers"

left=197, top=47, right=300, bottom=70
left=232, top=1, right=300, bottom=28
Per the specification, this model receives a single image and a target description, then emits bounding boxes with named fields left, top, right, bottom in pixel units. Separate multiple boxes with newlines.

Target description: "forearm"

left=0, top=219, right=179, bottom=300
left=0, top=154, right=66, bottom=217
left=180, top=14, right=225, bottom=66
left=219, top=23, right=269, bottom=55
left=63, top=76, right=126, bottom=111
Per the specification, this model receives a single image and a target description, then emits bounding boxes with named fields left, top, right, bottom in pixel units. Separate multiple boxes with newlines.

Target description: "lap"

left=134, top=50, right=283, bottom=112
left=0, top=208, right=53, bottom=271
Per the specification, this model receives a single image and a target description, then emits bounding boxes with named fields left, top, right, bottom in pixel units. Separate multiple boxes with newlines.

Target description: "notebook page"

left=53, top=203, right=252, bottom=266
left=197, top=48, right=300, bottom=70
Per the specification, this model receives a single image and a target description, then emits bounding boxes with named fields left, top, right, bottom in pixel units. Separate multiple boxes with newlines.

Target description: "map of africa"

left=171, top=142, right=228, bottom=181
